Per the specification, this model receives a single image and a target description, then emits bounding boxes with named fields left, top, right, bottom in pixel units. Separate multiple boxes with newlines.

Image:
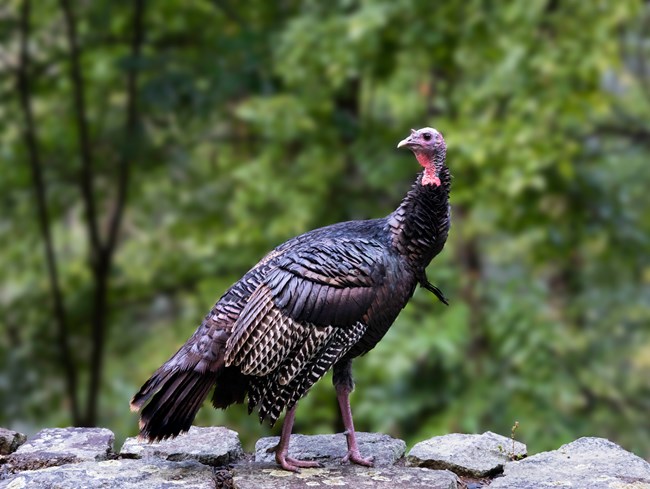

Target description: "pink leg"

left=274, top=404, right=322, bottom=472
left=336, top=386, right=374, bottom=467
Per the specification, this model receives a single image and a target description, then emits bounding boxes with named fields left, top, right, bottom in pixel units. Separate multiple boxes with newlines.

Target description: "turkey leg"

left=274, top=404, right=322, bottom=472
left=336, top=384, right=374, bottom=467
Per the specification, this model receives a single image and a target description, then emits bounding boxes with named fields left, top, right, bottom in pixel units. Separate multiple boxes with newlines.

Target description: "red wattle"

left=422, top=171, right=441, bottom=187
left=415, top=153, right=440, bottom=187
left=419, top=160, right=440, bottom=186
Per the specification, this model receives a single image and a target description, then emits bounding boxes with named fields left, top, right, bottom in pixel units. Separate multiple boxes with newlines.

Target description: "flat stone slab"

left=0, top=458, right=215, bottom=489
left=5, top=427, right=114, bottom=472
left=406, top=431, right=526, bottom=477
left=489, top=437, right=650, bottom=489
left=0, top=429, right=26, bottom=456
left=255, top=432, right=406, bottom=467
left=120, top=425, right=243, bottom=466
left=233, top=463, right=459, bottom=489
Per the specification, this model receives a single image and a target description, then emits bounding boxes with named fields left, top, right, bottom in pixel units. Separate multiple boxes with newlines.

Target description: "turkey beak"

left=397, top=135, right=414, bottom=149
left=398, top=129, right=419, bottom=149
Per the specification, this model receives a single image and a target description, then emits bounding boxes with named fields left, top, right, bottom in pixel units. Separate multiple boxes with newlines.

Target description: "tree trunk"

left=59, top=0, right=145, bottom=426
left=17, top=0, right=81, bottom=425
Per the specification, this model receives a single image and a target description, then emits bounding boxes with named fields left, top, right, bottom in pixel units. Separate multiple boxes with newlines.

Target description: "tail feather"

left=152, top=369, right=195, bottom=423
left=131, top=368, right=215, bottom=441
left=162, top=372, right=206, bottom=426
left=211, top=366, right=248, bottom=409
left=130, top=366, right=176, bottom=412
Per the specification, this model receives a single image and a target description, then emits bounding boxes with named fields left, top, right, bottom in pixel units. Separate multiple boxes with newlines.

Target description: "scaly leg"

left=274, top=404, right=322, bottom=472
left=336, top=383, right=374, bottom=467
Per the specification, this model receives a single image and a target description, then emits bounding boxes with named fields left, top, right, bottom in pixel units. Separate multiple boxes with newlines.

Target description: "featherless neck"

left=386, top=166, right=451, bottom=266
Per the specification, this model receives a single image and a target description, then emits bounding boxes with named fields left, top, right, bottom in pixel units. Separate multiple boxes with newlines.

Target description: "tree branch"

left=105, top=0, right=145, bottom=256
left=59, top=0, right=102, bottom=262
left=59, top=0, right=113, bottom=426
left=16, top=0, right=80, bottom=424
left=84, top=0, right=146, bottom=426
left=595, top=123, right=650, bottom=146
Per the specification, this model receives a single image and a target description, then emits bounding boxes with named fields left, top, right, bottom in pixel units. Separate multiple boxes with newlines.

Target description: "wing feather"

left=225, top=237, right=387, bottom=392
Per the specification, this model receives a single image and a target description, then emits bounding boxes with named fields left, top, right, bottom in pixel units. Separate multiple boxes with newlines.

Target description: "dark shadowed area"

left=0, top=0, right=649, bottom=459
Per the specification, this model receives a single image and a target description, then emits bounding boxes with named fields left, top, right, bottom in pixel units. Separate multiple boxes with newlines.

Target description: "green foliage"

left=1, top=0, right=649, bottom=458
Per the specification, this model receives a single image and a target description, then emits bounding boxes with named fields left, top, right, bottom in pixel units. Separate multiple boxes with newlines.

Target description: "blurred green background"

left=1, top=0, right=649, bottom=459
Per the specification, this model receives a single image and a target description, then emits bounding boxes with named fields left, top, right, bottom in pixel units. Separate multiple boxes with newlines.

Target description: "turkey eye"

left=423, top=133, right=432, bottom=141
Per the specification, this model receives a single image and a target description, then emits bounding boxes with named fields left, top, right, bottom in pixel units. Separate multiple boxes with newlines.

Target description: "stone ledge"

left=120, top=426, right=243, bottom=467
left=407, top=431, right=527, bottom=477
left=0, top=458, right=216, bottom=489
left=233, top=463, right=460, bottom=489
left=489, top=437, right=650, bottom=489
left=0, top=426, right=648, bottom=489
left=255, top=432, right=406, bottom=467
left=2, top=428, right=114, bottom=474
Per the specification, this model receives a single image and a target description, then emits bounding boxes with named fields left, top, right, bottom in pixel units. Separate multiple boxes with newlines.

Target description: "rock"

left=406, top=431, right=526, bottom=477
left=489, top=437, right=650, bottom=489
left=0, top=429, right=26, bottom=455
left=2, top=428, right=646, bottom=489
left=120, top=425, right=243, bottom=466
left=233, top=463, right=460, bottom=489
left=254, top=432, right=406, bottom=467
left=5, top=427, right=114, bottom=472
left=0, top=458, right=215, bottom=489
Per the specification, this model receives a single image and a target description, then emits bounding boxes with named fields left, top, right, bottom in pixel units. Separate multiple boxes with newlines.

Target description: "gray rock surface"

left=120, top=425, right=243, bottom=466
left=5, top=427, right=114, bottom=472
left=2, top=427, right=647, bottom=489
left=233, top=463, right=459, bottom=489
left=406, top=431, right=526, bottom=477
left=489, top=437, right=650, bottom=489
left=255, top=432, right=406, bottom=467
left=0, top=429, right=26, bottom=456
left=0, top=458, right=216, bottom=489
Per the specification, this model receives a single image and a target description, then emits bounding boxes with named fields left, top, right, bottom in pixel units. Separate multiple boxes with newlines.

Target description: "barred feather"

left=277, top=325, right=333, bottom=385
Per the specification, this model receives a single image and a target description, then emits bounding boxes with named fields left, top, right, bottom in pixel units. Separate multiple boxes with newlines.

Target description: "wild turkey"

left=131, top=127, right=451, bottom=471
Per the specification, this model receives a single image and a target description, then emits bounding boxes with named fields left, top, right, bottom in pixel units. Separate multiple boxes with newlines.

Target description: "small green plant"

left=508, top=421, right=525, bottom=461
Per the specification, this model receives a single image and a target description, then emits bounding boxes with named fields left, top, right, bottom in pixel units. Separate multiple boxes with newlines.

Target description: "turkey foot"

left=275, top=449, right=322, bottom=472
left=342, top=449, right=374, bottom=467
left=273, top=404, right=322, bottom=472
left=336, top=385, right=374, bottom=467
left=269, top=443, right=321, bottom=472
